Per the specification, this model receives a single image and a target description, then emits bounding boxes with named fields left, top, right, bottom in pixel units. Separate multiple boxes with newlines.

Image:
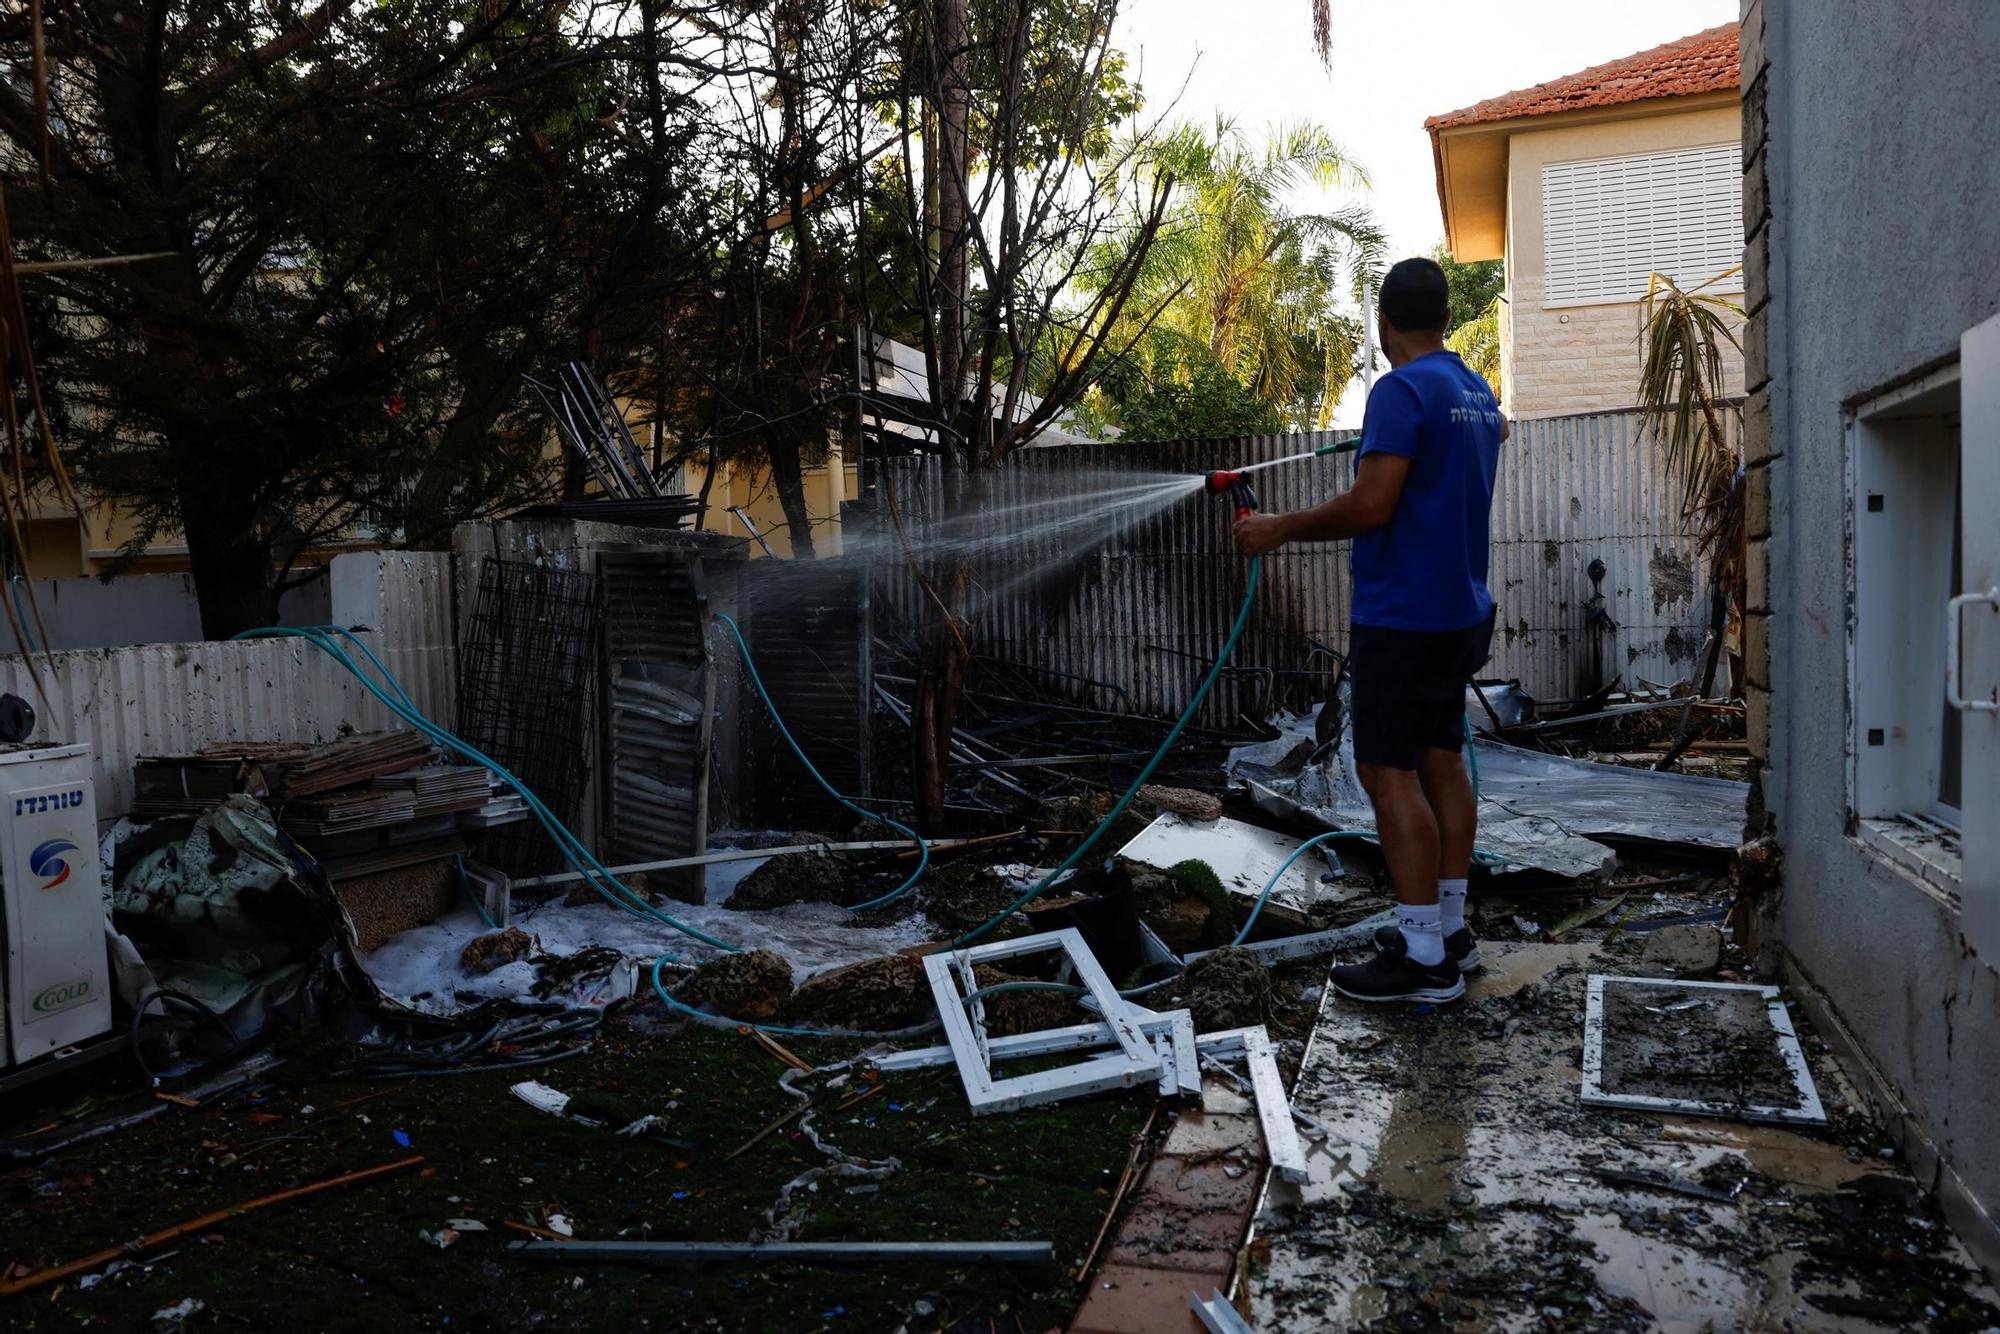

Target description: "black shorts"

left=1346, top=611, right=1496, bottom=770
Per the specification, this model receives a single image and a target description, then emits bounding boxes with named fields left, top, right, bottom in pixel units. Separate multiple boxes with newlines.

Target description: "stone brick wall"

left=1504, top=297, right=1649, bottom=418
left=1739, top=0, right=1776, bottom=835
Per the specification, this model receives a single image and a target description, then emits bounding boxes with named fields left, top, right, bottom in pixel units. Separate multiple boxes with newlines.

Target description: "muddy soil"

left=680, top=949, right=795, bottom=1023
left=1599, top=981, right=1802, bottom=1110
left=1173, top=946, right=1269, bottom=1031
left=459, top=926, right=533, bottom=975
left=915, top=862, right=1025, bottom=938
left=785, top=955, right=930, bottom=1031
left=725, top=850, right=865, bottom=910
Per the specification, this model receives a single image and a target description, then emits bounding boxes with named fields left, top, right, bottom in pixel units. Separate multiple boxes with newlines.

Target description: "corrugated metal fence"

left=1495, top=408, right=1728, bottom=699
left=879, top=434, right=1360, bottom=726
left=877, top=408, right=1718, bottom=718
left=0, top=552, right=457, bottom=819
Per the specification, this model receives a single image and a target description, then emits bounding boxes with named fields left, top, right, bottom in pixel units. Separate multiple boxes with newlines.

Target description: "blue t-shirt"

left=1351, top=350, right=1503, bottom=632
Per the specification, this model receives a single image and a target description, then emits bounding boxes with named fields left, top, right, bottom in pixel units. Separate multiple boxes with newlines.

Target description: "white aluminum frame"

left=921, top=928, right=1162, bottom=1116
left=1191, top=1288, right=1255, bottom=1334
left=1182, top=909, right=1397, bottom=965
left=1241, top=1026, right=1309, bottom=1183
left=876, top=1017, right=1255, bottom=1075
left=1579, top=975, right=1826, bottom=1126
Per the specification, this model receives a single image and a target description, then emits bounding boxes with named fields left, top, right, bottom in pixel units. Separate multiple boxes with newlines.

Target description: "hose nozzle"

left=1203, top=469, right=1258, bottom=519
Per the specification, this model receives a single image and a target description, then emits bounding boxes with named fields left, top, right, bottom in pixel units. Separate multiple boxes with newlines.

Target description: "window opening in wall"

left=1542, top=143, right=1743, bottom=307
left=1849, top=363, right=1963, bottom=894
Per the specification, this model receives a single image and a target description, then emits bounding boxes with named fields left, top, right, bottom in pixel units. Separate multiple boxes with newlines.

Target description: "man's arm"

left=1232, top=453, right=1412, bottom=555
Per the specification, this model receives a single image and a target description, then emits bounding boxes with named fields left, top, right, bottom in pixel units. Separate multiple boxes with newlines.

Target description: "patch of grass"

left=1, top=1019, right=1144, bottom=1332
left=1169, top=858, right=1235, bottom=949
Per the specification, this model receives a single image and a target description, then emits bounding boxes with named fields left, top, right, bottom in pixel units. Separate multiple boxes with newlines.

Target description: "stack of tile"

left=262, top=732, right=439, bottom=798
left=132, top=752, right=285, bottom=817
left=128, top=733, right=532, bottom=882
left=282, top=788, right=422, bottom=838
left=368, top=766, right=495, bottom=818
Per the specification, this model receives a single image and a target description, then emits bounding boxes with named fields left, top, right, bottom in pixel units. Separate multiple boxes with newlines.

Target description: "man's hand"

left=1233, top=512, right=1291, bottom=556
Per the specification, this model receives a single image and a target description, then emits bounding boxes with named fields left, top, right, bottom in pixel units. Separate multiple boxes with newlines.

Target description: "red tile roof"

left=1426, top=23, right=1740, bottom=130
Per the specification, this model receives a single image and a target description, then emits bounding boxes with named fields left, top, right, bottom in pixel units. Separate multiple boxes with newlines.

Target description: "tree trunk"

left=911, top=0, right=974, bottom=831
left=180, top=476, right=278, bottom=640
left=765, top=415, right=819, bottom=559
left=912, top=549, right=970, bottom=832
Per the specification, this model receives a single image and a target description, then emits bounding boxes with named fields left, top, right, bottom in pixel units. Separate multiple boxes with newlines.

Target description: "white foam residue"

left=357, top=895, right=937, bottom=1015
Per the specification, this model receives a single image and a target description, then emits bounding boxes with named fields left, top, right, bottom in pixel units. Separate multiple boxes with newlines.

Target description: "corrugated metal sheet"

left=878, top=409, right=1724, bottom=716
left=1490, top=409, right=1728, bottom=700
left=0, top=552, right=458, bottom=821
left=600, top=549, right=717, bottom=885
left=363, top=552, right=459, bottom=724
left=880, top=434, right=1359, bottom=726
left=740, top=557, right=874, bottom=823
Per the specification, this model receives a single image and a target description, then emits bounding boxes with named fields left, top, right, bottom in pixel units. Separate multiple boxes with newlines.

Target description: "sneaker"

left=1335, top=932, right=1467, bottom=1004
left=1375, top=924, right=1484, bottom=973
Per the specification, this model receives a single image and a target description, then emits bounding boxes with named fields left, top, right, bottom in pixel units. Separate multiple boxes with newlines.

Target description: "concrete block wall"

left=1746, top=0, right=2000, bottom=1275
left=1505, top=298, right=1651, bottom=419
left=1739, top=0, right=1778, bottom=832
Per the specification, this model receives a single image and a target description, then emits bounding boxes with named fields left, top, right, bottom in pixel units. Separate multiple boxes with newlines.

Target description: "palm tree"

left=1094, top=117, right=1385, bottom=431
left=1637, top=266, right=1745, bottom=766
left=1445, top=298, right=1501, bottom=393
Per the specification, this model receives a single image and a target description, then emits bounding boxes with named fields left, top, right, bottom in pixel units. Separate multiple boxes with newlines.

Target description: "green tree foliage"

left=1087, top=118, right=1384, bottom=434
left=1108, top=352, right=1282, bottom=440
left=4, top=0, right=721, bottom=636
left=1433, top=245, right=1503, bottom=393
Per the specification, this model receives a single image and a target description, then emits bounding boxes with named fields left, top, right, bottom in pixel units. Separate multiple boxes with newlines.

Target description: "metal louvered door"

left=742, top=559, right=873, bottom=828
left=600, top=550, right=716, bottom=901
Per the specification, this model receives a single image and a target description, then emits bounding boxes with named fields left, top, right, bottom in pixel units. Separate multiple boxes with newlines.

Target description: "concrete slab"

left=1161, top=1110, right=1261, bottom=1158
left=1247, top=942, right=2000, bottom=1331
left=1069, top=1263, right=1224, bottom=1334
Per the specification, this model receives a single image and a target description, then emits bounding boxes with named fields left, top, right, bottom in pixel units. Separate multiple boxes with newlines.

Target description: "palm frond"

left=1638, top=268, right=1745, bottom=580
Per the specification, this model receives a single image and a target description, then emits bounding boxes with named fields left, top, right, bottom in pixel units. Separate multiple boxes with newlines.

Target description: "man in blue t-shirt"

left=1234, top=256, right=1505, bottom=1005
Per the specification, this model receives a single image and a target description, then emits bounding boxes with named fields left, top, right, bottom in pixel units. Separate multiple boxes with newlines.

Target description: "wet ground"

left=10, top=835, right=1997, bottom=1332
left=1248, top=930, right=2000, bottom=1332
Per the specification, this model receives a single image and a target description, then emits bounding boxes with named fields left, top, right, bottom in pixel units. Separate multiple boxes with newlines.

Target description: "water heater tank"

left=0, top=743, right=108, bottom=1068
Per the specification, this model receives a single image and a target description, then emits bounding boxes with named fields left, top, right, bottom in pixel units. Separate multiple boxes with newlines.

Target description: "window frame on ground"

left=1540, top=142, right=1744, bottom=308
left=1846, top=360, right=1965, bottom=898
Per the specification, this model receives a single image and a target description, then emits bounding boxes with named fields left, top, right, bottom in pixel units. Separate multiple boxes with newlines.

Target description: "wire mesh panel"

left=456, top=558, right=601, bottom=875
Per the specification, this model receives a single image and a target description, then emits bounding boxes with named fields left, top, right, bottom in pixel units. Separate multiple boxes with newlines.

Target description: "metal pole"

left=1361, top=277, right=1378, bottom=396
left=505, top=1239, right=1055, bottom=1266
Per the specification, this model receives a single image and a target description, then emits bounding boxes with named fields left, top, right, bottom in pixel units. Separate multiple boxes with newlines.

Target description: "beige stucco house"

left=1428, top=24, right=1746, bottom=419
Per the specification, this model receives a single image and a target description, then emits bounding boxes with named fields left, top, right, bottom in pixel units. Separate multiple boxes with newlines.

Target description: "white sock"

left=1439, top=879, right=1468, bottom=935
left=1397, top=901, right=1446, bottom=966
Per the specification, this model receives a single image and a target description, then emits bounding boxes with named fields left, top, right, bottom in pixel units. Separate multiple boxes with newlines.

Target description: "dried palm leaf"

left=1639, top=268, right=1744, bottom=584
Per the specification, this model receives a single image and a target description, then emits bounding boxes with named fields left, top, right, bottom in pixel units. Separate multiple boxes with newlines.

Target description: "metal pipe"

left=504, top=1239, right=1054, bottom=1266
left=511, top=832, right=1016, bottom=890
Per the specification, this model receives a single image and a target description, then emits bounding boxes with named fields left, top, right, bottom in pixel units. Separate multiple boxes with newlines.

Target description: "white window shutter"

left=1542, top=143, right=1743, bottom=305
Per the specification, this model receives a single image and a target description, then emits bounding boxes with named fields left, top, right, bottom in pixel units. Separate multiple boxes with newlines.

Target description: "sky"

left=1116, top=0, right=1738, bottom=423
